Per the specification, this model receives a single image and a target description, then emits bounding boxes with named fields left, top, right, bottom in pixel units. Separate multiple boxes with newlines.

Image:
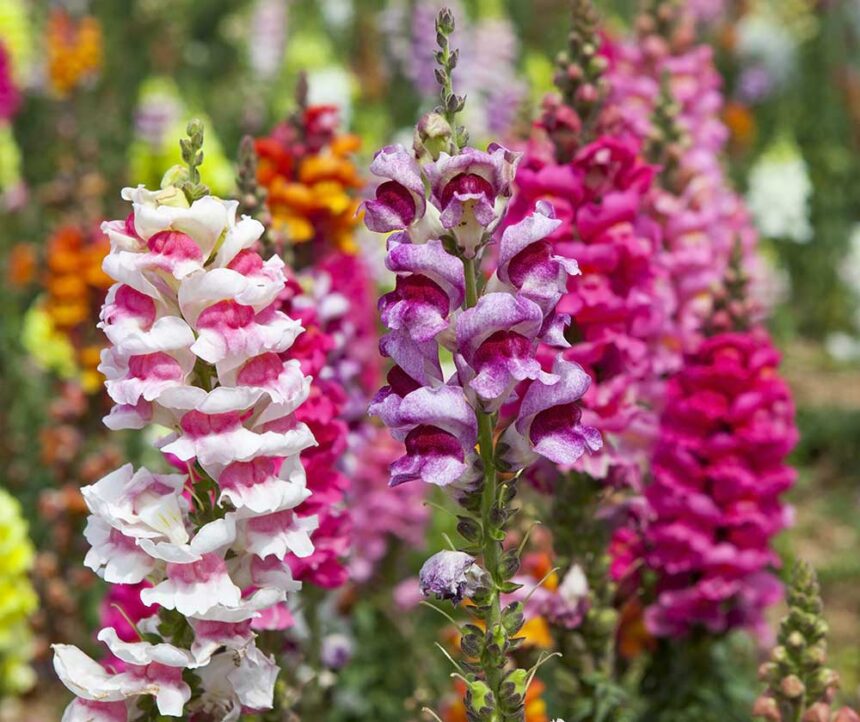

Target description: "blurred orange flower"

left=46, top=10, right=103, bottom=98
left=617, top=598, right=656, bottom=660
left=723, top=101, right=757, bottom=153
left=41, top=225, right=111, bottom=392
left=6, top=243, right=36, bottom=288
left=256, top=107, right=364, bottom=255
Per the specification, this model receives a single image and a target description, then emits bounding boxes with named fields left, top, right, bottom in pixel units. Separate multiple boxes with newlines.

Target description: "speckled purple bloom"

left=419, top=550, right=482, bottom=604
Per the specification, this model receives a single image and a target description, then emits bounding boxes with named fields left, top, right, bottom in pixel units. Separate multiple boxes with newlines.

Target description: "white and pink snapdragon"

left=53, top=184, right=320, bottom=721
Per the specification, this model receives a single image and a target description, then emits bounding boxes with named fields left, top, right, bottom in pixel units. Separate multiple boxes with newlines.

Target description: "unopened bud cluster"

left=754, top=562, right=842, bottom=722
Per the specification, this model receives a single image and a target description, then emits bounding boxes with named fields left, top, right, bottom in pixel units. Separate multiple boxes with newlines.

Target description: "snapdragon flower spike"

left=365, top=14, right=601, bottom=713
left=603, top=8, right=763, bottom=355
left=642, top=329, right=797, bottom=638
left=366, top=136, right=594, bottom=485
left=54, top=172, right=322, bottom=719
left=505, top=127, right=663, bottom=487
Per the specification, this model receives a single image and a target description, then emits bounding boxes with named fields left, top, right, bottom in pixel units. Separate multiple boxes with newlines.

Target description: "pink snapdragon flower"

left=0, top=42, right=20, bottom=122
left=347, top=426, right=429, bottom=583
left=603, top=20, right=763, bottom=359
left=504, top=125, right=664, bottom=487
left=643, top=329, right=797, bottom=638
left=276, top=277, right=353, bottom=593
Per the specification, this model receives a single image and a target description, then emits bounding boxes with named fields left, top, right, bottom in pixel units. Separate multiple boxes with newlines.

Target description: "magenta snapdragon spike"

left=52, top=123, right=320, bottom=720
left=276, top=277, right=352, bottom=593
left=364, top=11, right=600, bottom=719
left=642, top=327, right=797, bottom=639
left=505, top=129, right=664, bottom=488
left=603, top=3, right=763, bottom=359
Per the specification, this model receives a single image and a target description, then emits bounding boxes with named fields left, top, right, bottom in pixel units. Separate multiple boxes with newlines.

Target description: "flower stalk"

left=364, top=9, right=601, bottom=719
left=52, top=121, right=321, bottom=720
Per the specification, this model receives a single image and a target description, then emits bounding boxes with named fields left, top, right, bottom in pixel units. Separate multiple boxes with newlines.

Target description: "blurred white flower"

left=249, top=0, right=288, bottom=80
left=319, top=0, right=354, bottom=31
left=307, top=66, right=353, bottom=128
left=557, top=564, right=589, bottom=605
left=747, top=138, right=813, bottom=243
left=736, top=14, right=796, bottom=88
left=825, top=332, right=860, bottom=363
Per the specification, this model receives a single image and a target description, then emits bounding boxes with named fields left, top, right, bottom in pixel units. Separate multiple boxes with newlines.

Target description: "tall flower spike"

left=53, top=122, right=320, bottom=719
left=642, top=326, right=797, bottom=639
left=365, top=10, right=601, bottom=721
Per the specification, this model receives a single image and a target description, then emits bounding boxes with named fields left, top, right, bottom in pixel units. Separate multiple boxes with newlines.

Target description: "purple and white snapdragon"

left=367, top=143, right=599, bottom=490
left=53, top=125, right=319, bottom=720
left=364, top=12, right=601, bottom=720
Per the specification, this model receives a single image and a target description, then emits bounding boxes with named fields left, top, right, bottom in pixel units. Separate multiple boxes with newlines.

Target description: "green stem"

left=297, top=586, right=326, bottom=718
left=438, top=46, right=456, bottom=132
left=464, top=256, right=504, bottom=719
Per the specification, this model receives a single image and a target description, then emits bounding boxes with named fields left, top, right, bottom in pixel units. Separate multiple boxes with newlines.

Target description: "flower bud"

left=413, top=112, right=453, bottom=161
left=759, top=661, right=778, bottom=682
left=803, top=703, right=832, bottom=722
left=787, top=630, right=805, bottom=651
left=465, top=679, right=495, bottom=716
left=153, top=183, right=190, bottom=208
left=160, top=165, right=189, bottom=190
left=501, top=602, right=525, bottom=636
left=499, top=668, right=528, bottom=709
left=460, top=625, right=484, bottom=659
left=419, top=551, right=481, bottom=605
left=780, top=674, right=806, bottom=699
left=752, top=695, right=781, bottom=721
left=771, top=646, right=789, bottom=665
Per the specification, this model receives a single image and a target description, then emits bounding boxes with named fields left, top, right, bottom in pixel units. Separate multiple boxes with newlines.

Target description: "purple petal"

left=396, top=385, right=478, bottom=445
left=386, top=238, right=465, bottom=309
left=456, top=293, right=544, bottom=360
left=390, top=425, right=468, bottom=487
left=497, top=202, right=571, bottom=313
left=363, top=144, right=427, bottom=232
left=418, top=550, right=480, bottom=602
left=512, top=357, right=601, bottom=465
left=426, top=145, right=521, bottom=209
left=517, top=357, right=592, bottom=432
left=379, top=275, right=452, bottom=343
left=378, top=331, right=443, bottom=388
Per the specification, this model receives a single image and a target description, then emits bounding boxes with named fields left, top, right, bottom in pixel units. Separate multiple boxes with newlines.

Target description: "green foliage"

left=638, top=634, right=758, bottom=722
left=327, top=600, right=449, bottom=722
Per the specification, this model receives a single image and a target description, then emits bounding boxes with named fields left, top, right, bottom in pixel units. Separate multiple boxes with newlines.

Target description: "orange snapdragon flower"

left=46, top=10, right=103, bottom=98
left=723, top=101, right=757, bottom=153
left=41, top=225, right=111, bottom=392
left=256, top=105, right=364, bottom=255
